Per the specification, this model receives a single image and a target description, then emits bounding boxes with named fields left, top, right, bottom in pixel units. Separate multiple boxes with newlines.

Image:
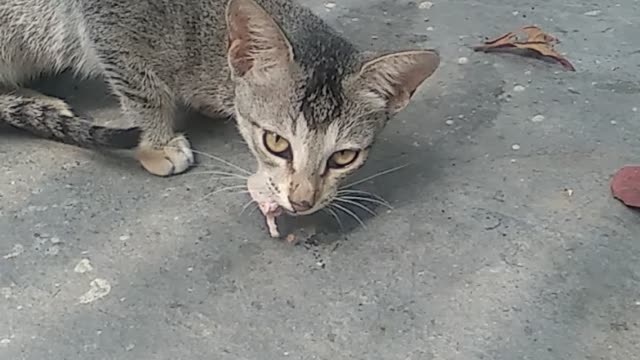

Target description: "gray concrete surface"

left=1, top=0, right=640, bottom=359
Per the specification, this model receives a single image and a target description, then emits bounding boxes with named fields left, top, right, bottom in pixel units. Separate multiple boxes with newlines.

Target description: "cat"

left=0, top=0, right=439, bottom=221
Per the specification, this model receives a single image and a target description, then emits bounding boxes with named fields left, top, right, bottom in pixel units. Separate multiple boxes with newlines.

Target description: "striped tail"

left=0, top=91, right=141, bottom=149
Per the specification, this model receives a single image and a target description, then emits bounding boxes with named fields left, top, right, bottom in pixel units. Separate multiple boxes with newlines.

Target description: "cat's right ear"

left=225, top=0, right=294, bottom=78
left=353, top=50, right=440, bottom=113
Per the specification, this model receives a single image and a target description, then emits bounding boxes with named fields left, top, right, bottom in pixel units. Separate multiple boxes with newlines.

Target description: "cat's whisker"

left=187, top=148, right=252, bottom=175
left=338, top=196, right=393, bottom=210
left=196, top=176, right=247, bottom=186
left=323, top=206, right=344, bottom=230
left=249, top=204, right=260, bottom=215
left=341, top=163, right=409, bottom=189
left=336, top=189, right=390, bottom=205
left=240, top=199, right=256, bottom=215
left=195, top=184, right=248, bottom=205
left=187, top=170, right=248, bottom=179
left=333, top=198, right=377, bottom=216
left=330, top=202, right=366, bottom=229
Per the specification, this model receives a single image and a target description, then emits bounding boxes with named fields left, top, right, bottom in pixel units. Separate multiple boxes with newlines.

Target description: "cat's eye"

left=263, top=131, right=291, bottom=159
left=328, top=149, right=359, bottom=169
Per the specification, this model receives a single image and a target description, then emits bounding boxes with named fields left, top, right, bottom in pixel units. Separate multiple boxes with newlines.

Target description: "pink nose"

left=289, top=199, right=313, bottom=212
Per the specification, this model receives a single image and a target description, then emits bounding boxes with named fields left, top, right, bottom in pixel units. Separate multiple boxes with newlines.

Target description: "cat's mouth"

left=257, top=200, right=283, bottom=218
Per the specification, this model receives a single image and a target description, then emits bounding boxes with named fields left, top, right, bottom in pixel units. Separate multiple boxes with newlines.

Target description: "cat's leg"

left=104, top=70, right=195, bottom=176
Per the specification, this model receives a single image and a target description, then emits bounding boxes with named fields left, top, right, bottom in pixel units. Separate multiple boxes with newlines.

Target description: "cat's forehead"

left=296, top=65, right=346, bottom=130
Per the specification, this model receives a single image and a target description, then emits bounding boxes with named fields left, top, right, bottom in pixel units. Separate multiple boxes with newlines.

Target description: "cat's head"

left=225, top=0, right=439, bottom=215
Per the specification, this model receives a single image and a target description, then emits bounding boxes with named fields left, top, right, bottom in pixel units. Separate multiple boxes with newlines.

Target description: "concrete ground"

left=1, top=0, right=639, bottom=359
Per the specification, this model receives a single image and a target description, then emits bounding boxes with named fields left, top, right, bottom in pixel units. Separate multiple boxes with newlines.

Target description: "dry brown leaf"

left=473, top=26, right=575, bottom=71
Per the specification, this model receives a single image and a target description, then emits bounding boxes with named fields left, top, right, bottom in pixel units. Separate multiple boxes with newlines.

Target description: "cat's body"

left=0, top=0, right=439, bottom=226
left=0, top=0, right=353, bottom=165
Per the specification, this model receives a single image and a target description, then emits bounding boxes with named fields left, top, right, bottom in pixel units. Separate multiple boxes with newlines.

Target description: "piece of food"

left=249, top=175, right=284, bottom=237
left=258, top=200, right=282, bottom=238
left=473, top=26, right=575, bottom=71
left=611, top=166, right=640, bottom=208
left=285, top=233, right=296, bottom=244
left=266, top=213, right=280, bottom=238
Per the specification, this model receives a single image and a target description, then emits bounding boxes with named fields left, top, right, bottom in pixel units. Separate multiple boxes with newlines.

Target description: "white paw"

left=136, top=135, right=195, bottom=176
left=165, top=135, right=195, bottom=174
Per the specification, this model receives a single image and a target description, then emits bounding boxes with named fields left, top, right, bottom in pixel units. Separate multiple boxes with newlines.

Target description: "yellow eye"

left=329, top=150, right=359, bottom=168
left=263, top=131, right=291, bottom=158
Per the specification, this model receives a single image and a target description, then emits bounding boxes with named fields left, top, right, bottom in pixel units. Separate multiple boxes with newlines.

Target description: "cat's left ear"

left=225, top=0, right=294, bottom=78
left=354, top=50, right=440, bottom=113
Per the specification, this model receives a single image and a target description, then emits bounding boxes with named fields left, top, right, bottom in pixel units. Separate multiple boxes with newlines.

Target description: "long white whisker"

left=240, top=199, right=255, bottom=215
left=196, top=177, right=247, bottom=185
left=331, top=203, right=366, bottom=229
left=323, top=206, right=344, bottom=230
left=334, top=198, right=377, bottom=216
left=336, top=189, right=390, bottom=204
left=187, top=170, right=248, bottom=179
left=188, top=149, right=252, bottom=175
left=341, top=164, right=409, bottom=189
left=195, top=185, right=248, bottom=206
left=338, top=196, right=393, bottom=210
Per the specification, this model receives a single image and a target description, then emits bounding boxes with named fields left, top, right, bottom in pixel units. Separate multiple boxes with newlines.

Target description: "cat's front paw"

left=136, top=135, right=195, bottom=176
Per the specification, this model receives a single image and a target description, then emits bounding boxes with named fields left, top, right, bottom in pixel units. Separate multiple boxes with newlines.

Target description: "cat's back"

left=0, top=0, right=102, bottom=83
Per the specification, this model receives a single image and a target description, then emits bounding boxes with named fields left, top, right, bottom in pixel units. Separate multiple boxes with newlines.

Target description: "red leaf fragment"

left=611, top=166, right=640, bottom=208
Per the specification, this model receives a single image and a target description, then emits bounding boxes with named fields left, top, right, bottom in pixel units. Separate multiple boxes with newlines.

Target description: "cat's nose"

left=289, top=199, right=313, bottom=212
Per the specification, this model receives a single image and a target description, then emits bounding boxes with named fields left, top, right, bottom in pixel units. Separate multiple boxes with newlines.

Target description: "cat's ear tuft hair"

left=225, top=0, right=294, bottom=78
left=355, top=50, right=440, bottom=113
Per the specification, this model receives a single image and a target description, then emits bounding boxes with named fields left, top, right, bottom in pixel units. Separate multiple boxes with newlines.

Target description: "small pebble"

left=0, top=339, right=10, bottom=347
left=119, top=235, right=130, bottom=241
left=512, top=144, right=521, bottom=150
left=531, top=115, right=545, bottom=123
left=418, top=1, right=433, bottom=9
left=457, top=57, right=469, bottom=65
left=74, top=259, right=94, bottom=274
left=3, top=244, right=24, bottom=259
left=324, top=2, right=336, bottom=9
left=0, top=287, right=12, bottom=299
left=513, top=85, right=526, bottom=92
left=611, top=120, right=617, bottom=125
left=445, top=120, right=454, bottom=125
left=584, top=10, right=601, bottom=16
left=633, top=107, right=638, bottom=112
left=78, top=278, right=112, bottom=304
left=426, top=26, right=434, bottom=31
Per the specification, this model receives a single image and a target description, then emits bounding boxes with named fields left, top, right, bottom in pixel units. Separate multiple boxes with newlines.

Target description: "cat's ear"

left=355, top=50, right=439, bottom=113
left=225, top=0, right=294, bottom=78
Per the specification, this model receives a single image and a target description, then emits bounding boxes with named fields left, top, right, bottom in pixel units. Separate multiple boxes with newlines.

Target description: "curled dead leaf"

left=474, top=26, right=575, bottom=71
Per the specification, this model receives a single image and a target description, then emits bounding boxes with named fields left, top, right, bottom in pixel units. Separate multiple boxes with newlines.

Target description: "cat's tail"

left=0, top=91, right=141, bottom=149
